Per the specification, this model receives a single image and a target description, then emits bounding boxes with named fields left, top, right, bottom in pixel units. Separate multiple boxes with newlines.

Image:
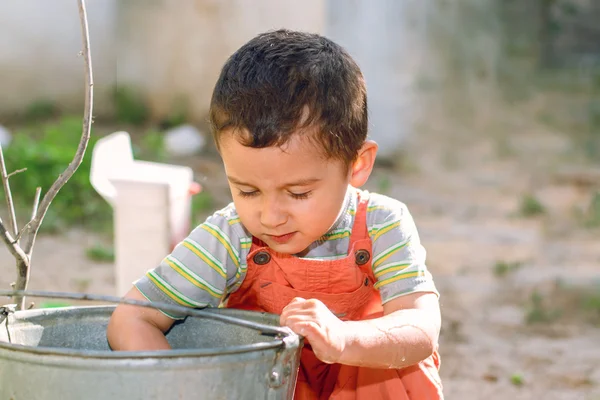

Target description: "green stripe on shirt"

left=372, top=239, right=411, bottom=268
left=201, top=222, right=240, bottom=267
left=371, top=220, right=401, bottom=241
left=146, top=270, right=206, bottom=307
left=374, top=261, right=412, bottom=278
left=183, top=238, right=226, bottom=278
left=165, top=255, right=223, bottom=299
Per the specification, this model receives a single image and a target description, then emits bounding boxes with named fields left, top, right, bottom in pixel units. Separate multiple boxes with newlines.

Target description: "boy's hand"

left=280, top=297, right=346, bottom=364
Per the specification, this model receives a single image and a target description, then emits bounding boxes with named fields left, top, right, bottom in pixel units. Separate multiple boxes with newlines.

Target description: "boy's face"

left=219, top=130, right=371, bottom=255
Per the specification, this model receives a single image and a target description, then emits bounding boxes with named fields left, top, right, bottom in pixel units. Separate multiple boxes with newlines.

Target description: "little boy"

left=107, top=29, right=443, bottom=399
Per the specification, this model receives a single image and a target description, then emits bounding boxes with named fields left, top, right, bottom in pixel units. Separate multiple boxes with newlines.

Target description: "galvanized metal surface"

left=0, top=305, right=302, bottom=400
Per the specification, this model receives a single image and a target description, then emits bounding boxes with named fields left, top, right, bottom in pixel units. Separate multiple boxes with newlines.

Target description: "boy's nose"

left=260, top=198, right=287, bottom=229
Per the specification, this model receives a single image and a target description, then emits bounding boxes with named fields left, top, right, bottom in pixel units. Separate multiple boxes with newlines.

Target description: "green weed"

left=510, top=373, right=524, bottom=387
left=24, top=99, right=59, bottom=121
left=113, top=86, right=149, bottom=126
left=85, top=244, right=115, bottom=263
left=519, top=193, right=546, bottom=217
left=493, top=260, right=523, bottom=277
left=525, top=290, right=561, bottom=324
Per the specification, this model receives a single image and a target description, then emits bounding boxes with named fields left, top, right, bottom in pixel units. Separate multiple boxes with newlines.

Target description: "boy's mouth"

left=267, top=232, right=297, bottom=244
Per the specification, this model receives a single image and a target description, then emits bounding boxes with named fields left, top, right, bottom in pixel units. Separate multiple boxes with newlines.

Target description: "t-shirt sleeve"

left=368, top=196, right=439, bottom=304
left=134, top=206, right=250, bottom=319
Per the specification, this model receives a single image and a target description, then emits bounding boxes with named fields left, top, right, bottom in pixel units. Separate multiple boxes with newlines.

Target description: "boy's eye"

left=290, top=191, right=311, bottom=200
left=238, top=190, right=259, bottom=198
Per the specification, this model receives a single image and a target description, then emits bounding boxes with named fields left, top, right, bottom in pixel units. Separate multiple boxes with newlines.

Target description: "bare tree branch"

left=14, top=222, right=31, bottom=244
left=13, top=187, right=42, bottom=244
left=13, top=258, right=30, bottom=310
left=7, top=168, right=27, bottom=179
left=0, top=218, right=29, bottom=310
left=21, top=0, right=94, bottom=258
left=0, top=145, right=19, bottom=238
left=31, top=187, right=41, bottom=220
left=0, top=219, right=28, bottom=264
left=3, top=0, right=94, bottom=310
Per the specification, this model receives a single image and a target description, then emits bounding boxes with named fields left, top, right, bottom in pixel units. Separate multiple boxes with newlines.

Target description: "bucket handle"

left=0, top=290, right=293, bottom=338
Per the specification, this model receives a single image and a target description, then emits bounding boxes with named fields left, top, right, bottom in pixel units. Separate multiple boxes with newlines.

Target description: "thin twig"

left=21, top=0, right=94, bottom=259
left=13, top=221, right=32, bottom=244
left=0, top=145, right=19, bottom=238
left=12, top=187, right=40, bottom=244
left=6, top=168, right=27, bottom=179
left=31, top=187, right=41, bottom=220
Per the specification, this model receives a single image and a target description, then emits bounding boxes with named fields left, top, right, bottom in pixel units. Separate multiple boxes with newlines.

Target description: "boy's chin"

left=264, top=238, right=310, bottom=256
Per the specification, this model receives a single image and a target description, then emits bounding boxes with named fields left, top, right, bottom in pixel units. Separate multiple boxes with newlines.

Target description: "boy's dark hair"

left=209, top=29, right=368, bottom=165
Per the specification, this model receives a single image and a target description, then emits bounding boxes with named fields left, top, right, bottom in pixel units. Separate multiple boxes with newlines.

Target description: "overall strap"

left=349, top=189, right=370, bottom=244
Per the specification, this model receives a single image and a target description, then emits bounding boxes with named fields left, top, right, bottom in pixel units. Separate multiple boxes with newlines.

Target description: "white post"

left=90, top=131, right=196, bottom=297
left=112, top=180, right=171, bottom=296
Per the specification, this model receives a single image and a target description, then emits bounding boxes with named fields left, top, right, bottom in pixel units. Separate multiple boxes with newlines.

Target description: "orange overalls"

left=226, top=192, right=443, bottom=399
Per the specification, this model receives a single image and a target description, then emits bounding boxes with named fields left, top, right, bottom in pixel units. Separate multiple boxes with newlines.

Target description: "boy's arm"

left=107, top=286, right=175, bottom=351
left=280, top=292, right=440, bottom=369
left=280, top=196, right=440, bottom=368
left=340, top=291, right=440, bottom=367
left=106, top=207, right=249, bottom=351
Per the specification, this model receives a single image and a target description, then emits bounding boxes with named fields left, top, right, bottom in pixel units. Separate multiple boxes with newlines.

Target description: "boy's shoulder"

left=212, top=202, right=240, bottom=222
left=195, top=202, right=249, bottom=239
left=363, top=190, right=411, bottom=226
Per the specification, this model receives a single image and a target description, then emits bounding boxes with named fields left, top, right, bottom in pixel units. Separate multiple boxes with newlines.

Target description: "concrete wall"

left=326, top=0, right=431, bottom=157
left=115, top=0, right=324, bottom=123
left=0, top=0, right=118, bottom=116
left=0, top=0, right=324, bottom=120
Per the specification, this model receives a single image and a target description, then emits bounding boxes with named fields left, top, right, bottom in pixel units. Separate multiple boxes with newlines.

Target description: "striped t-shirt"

left=134, top=188, right=439, bottom=319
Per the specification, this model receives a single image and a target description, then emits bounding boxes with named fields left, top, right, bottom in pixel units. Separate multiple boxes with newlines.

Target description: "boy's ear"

left=349, top=140, right=378, bottom=187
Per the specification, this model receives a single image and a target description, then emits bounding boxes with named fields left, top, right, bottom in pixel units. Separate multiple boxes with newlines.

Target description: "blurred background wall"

left=2, top=0, right=599, bottom=159
left=0, top=1, right=118, bottom=116
left=0, top=0, right=324, bottom=122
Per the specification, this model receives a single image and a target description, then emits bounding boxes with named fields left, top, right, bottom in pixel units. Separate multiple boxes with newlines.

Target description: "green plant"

left=583, top=191, right=600, bottom=228
left=192, top=191, right=215, bottom=222
left=580, top=285, right=600, bottom=325
left=85, top=244, right=115, bottom=262
left=4, top=117, right=169, bottom=231
left=38, top=301, right=71, bottom=309
left=4, top=116, right=112, bottom=230
left=510, top=373, right=524, bottom=387
left=159, top=96, right=189, bottom=130
left=493, top=260, right=523, bottom=277
left=525, top=291, right=561, bottom=324
left=135, top=130, right=167, bottom=162
left=24, top=99, right=59, bottom=121
left=519, top=193, right=546, bottom=217
left=113, top=86, right=149, bottom=126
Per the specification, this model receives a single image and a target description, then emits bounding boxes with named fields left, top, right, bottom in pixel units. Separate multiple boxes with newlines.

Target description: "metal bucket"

left=0, top=292, right=302, bottom=400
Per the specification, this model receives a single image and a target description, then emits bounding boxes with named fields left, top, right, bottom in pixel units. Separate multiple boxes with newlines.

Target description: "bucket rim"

left=0, top=305, right=291, bottom=359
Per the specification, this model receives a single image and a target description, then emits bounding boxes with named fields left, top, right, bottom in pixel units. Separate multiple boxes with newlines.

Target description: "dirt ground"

left=0, top=104, right=599, bottom=399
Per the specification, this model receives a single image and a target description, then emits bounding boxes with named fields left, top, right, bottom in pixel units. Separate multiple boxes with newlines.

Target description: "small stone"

left=0, top=125, right=12, bottom=147
left=164, top=124, right=205, bottom=157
